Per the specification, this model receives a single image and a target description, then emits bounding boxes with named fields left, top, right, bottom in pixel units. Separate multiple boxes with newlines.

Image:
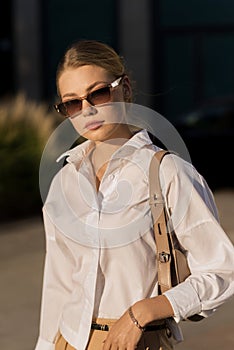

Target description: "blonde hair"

left=56, top=40, right=128, bottom=92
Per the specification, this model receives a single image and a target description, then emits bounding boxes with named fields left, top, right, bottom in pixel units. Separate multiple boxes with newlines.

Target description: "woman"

left=35, top=40, right=234, bottom=350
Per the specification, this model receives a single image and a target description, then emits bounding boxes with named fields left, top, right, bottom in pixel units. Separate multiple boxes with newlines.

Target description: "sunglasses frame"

left=54, top=76, right=124, bottom=117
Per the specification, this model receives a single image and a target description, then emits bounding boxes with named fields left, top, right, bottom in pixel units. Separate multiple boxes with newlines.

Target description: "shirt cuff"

left=163, top=280, right=202, bottom=322
left=34, top=337, right=55, bottom=350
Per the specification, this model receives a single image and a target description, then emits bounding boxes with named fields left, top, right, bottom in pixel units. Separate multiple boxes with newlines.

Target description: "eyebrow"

left=61, top=80, right=108, bottom=99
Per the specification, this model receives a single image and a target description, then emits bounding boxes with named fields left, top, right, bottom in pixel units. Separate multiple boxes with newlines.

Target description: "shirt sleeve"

left=160, top=154, right=234, bottom=322
left=34, top=337, right=55, bottom=350
left=34, top=208, right=75, bottom=348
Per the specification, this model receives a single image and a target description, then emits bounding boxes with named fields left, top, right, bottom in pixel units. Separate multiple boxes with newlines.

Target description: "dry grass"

left=0, top=94, right=62, bottom=221
left=0, top=93, right=61, bottom=148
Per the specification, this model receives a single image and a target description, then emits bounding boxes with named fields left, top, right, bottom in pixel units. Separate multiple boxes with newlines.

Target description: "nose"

left=82, top=99, right=97, bottom=117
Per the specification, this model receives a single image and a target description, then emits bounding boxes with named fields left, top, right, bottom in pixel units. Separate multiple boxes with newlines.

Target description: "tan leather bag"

left=149, top=150, right=203, bottom=322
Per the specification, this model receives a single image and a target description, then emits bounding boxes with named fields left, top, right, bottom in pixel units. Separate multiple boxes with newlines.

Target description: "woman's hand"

left=102, top=296, right=174, bottom=350
left=102, top=308, right=142, bottom=350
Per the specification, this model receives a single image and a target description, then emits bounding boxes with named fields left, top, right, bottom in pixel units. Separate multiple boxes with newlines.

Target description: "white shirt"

left=35, top=129, right=234, bottom=350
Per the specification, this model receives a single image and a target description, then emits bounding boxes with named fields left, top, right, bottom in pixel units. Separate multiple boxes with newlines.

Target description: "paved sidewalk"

left=0, top=190, right=233, bottom=350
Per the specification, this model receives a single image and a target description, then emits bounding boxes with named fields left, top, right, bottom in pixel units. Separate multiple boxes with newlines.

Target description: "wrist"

left=131, top=300, right=153, bottom=327
left=131, top=295, right=174, bottom=326
left=128, top=306, right=145, bottom=332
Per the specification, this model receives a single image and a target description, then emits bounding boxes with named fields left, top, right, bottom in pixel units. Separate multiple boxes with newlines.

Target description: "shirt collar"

left=123, top=128, right=153, bottom=149
left=56, top=139, right=94, bottom=164
left=56, top=129, right=153, bottom=164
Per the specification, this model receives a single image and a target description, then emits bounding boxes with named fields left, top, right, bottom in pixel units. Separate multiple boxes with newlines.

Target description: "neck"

left=92, top=135, right=133, bottom=178
left=92, top=137, right=128, bottom=164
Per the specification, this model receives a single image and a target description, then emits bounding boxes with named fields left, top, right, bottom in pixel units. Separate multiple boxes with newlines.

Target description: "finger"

left=110, top=345, right=119, bottom=350
left=103, top=340, right=118, bottom=350
left=126, top=342, right=137, bottom=350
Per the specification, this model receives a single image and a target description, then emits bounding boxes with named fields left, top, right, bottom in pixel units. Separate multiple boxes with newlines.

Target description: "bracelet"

left=128, top=306, right=145, bottom=332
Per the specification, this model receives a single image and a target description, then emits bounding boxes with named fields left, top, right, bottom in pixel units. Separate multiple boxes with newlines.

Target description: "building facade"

left=1, top=0, right=234, bottom=120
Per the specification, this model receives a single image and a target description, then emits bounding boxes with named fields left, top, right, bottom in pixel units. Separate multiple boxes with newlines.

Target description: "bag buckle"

left=159, top=252, right=170, bottom=263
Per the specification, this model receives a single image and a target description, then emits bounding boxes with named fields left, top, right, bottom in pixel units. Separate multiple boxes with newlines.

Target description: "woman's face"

left=58, top=65, right=132, bottom=143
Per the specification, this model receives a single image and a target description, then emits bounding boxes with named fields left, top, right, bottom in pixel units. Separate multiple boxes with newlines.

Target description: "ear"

left=122, top=75, right=132, bottom=102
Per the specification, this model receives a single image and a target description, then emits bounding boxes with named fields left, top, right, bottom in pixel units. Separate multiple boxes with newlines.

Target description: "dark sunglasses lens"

left=89, top=86, right=111, bottom=105
left=57, top=86, right=111, bottom=116
left=62, top=99, right=82, bottom=116
left=57, top=104, right=67, bottom=116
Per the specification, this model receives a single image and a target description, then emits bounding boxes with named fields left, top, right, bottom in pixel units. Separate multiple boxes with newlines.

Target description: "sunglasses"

left=54, top=76, right=123, bottom=117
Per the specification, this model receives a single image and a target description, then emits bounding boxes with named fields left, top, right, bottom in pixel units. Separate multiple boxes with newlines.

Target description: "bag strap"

left=149, top=152, right=204, bottom=321
left=149, top=150, right=172, bottom=293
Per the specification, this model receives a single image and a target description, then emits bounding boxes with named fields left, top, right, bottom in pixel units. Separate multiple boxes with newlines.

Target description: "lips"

left=85, top=120, right=104, bottom=130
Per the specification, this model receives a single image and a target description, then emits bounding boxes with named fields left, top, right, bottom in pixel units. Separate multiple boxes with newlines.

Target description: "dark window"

left=0, top=1, right=14, bottom=96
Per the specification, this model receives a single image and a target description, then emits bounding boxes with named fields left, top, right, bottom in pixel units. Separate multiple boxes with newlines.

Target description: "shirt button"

left=109, top=174, right=115, bottom=180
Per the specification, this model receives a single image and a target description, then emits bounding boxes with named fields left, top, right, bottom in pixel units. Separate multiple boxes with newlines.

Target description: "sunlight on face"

left=58, top=65, right=131, bottom=142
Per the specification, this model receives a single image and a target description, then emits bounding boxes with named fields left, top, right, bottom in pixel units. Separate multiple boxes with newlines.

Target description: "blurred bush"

left=0, top=94, right=60, bottom=221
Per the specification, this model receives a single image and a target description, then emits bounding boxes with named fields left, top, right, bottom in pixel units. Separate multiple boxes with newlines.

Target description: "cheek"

left=100, top=103, right=127, bottom=125
left=70, top=116, right=85, bottom=135
left=70, top=103, right=127, bottom=135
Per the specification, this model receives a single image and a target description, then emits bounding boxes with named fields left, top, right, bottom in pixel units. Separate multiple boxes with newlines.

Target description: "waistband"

left=91, top=318, right=166, bottom=332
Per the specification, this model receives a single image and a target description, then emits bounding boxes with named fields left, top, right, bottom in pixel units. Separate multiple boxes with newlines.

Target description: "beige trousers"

left=55, top=318, right=174, bottom=350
